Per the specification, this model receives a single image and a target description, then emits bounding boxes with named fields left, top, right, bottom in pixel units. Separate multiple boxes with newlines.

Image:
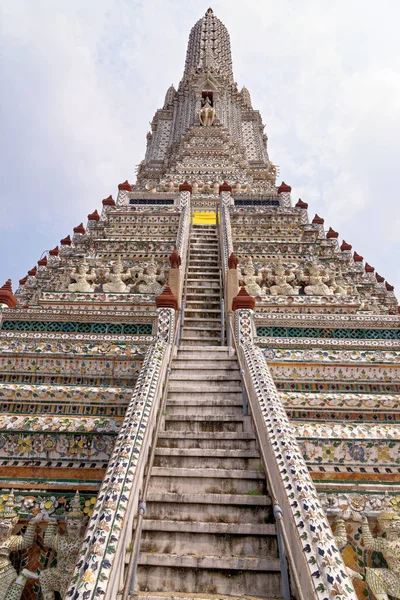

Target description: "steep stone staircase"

left=133, top=223, right=283, bottom=599
left=181, top=224, right=222, bottom=346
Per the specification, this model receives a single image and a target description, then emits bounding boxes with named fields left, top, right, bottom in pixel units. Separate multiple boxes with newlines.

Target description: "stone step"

left=164, top=405, right=244, bottom=419
left=163, top=418, right=244, bottom=434
left=153, top=453, right=260, bottom=471
left=178, top=345, right=230, bottom=351
left=168, top=381, right=241, bottom=392
left=188, top=263, right=219, bottom=268
left=155, top=448, right=258, bottom=457
left=166, top=395, right=241, bottom=404
left=156, top=432, right=257, bottom=450
left=182, top=319, right=221, bottom=329
left=136, top=555, right=282, bottom=596
left=148, top=467, right=266, bottom=496
left=133, top=593, right=272, bottom=600
left=181, top=325, right=221, bottom=333
left=186, top=279, right=220, bottom=284
left=169, top=370, right=240, bottom=380
left=181, top=333, right=221, bottom=342
left=179, top=338, right=222, bottom=346
left=185, top=300, right=221, bottom=307
left=140, top=523, right=277, bottom=557
left=166, top=391, right=242, bottom=402
left=185, top=292, right=220, bottom=297
left=171, top=360, right=237, bottom=369
left=184, top=309, right=222, bottom=316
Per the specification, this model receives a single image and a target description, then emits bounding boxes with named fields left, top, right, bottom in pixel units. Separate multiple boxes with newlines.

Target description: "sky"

left=0, top=0, right=399, bottom=296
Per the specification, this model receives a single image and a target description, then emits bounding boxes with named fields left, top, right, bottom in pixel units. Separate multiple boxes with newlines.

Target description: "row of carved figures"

left=333, top=497, right=400, bottom=599
left=0, top=490, right=85, bottom=600
left=1, top=490, right=398, bottom=600
left=66, top=257, right=166, bottom=294
left=240, top=258, right=354, bottom=297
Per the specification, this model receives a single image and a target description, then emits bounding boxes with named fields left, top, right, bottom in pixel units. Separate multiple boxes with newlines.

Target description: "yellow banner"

left=193, top=211, right=217, bottom=224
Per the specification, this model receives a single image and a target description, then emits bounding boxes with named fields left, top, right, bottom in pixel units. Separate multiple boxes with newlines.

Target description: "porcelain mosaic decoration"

left=0, top=7, right=398, bottom=600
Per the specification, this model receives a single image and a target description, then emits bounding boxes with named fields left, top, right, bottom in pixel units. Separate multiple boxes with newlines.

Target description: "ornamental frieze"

left=270, top=363, right=400, bottom=382
left=280, top=392, right=400, bottom=411
left=0, top=383, right=131, bottom=403
left=0, top=414, right=121, bottom=433
left=0, top=431, right=115, bottom=461
left=298, top=438, right=399, bottom=468
left=261, top=347, right=400, bottom=363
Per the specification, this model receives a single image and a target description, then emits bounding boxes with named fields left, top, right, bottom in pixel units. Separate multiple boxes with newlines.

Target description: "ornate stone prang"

left=169, top=245, right=181, bottom=269
left=118, top=180, right=133, bottom=192
left=0, top=280, right=17, bottom=308
left=232, top=286, right=256, bottom=311
left=156, top=285, right=178, bottom=311
left=228, top=252, right=238, bottom=269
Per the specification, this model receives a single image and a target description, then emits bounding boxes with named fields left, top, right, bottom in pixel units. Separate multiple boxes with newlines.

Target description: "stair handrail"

left=227, top=317, right=305, bottom=600
left=216, top=202, right=226, bottom=345
left=121, top=315, right=181, bottom=599
left=178, top=208, right=193, bottom=345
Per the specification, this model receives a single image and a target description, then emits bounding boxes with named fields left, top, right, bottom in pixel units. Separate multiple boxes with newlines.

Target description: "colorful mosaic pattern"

left=1, top=321, right=153, bottom=335
left=257, top=326, right=400, bottom=339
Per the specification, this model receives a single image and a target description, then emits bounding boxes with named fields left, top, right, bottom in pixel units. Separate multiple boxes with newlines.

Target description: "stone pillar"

left=168, top=246, right=182, bottom=308
left=226, top=252, right=239, bottom=313
left=277, top=181, right=292, bottom=207
left=117, top=180, right=133, bottom=206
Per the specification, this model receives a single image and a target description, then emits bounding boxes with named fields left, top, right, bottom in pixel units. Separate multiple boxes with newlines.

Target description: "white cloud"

left=0, top=0, right=399, bottom=294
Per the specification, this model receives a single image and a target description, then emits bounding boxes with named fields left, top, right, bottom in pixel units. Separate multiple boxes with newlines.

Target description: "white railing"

left=232, top=310, right=358, bottom=600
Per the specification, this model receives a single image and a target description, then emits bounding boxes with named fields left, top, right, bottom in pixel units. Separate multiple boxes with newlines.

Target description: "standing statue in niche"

left=68, top=258, right=95, bottom=293
left=199, top=96, right=216, bottom=127
left=39, top=491, right=86, bottom=600
left=0, top=491, right=40, bottom=600
left=361, top=500, right=400, bottom=600
left=136, top=262, right=165, bottom=295
left=267, top=259, right=298, bottom=295
left=103, top=257, right=131, bottom=293
left=240, top=259, right=265, bottom=297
